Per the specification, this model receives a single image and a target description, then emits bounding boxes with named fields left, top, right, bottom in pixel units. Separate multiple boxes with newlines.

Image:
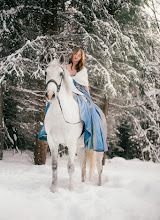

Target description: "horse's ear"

left=59, top=55, right=65, bottom=64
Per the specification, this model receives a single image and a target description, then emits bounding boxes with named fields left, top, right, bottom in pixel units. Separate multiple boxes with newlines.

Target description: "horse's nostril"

left=45, top=92, right=55, bottom=100
left=45, top=92, right=48, bottom=98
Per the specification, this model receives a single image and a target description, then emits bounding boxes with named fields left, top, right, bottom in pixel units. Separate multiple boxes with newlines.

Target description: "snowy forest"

left=0, top=0, right=160, bottom=163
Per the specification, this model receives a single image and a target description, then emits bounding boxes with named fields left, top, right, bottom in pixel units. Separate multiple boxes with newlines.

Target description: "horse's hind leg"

left=67, top=141, right=77, bottom=191
left=96, top=152, right=104, bottom=186
left=81, top=148, right=87, bottom=182
left=47, top=135, right=58, bottom=193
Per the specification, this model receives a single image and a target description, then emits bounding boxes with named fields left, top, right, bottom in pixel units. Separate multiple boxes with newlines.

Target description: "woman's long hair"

left=69, top=48, right=85, bottom=72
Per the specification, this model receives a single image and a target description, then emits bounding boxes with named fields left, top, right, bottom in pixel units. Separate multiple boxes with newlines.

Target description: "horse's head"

left=45, top=55, right=65, bottom=102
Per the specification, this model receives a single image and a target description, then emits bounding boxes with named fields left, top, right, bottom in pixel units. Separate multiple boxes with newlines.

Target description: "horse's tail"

left=87, top=149, right=96, bottom=180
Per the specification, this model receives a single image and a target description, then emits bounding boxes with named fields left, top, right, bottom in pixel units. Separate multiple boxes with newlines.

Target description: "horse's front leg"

left=67, top=141, right=77, bottom=191
left=50, top=147, right=59, bottom=192
left=47, top=135, right=59, bottom=193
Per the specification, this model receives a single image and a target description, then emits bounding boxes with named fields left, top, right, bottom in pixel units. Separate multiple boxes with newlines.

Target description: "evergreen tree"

left=0, top=0, right=159, bottom=162
left=116, top=118, right=141, bottom=159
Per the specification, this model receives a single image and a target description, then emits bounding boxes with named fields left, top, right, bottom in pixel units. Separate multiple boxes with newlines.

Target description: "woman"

left=39, top=48, right=108, bottom=152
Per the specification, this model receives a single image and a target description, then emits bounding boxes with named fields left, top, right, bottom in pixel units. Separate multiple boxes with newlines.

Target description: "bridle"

left=45, top=68, right=64, bottom=93
left=45, top=66, right=82, bottom=125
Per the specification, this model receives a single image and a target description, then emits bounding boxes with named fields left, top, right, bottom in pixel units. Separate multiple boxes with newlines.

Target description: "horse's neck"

left=57, top=78, right=80, bottom=122
left=62, top=74, right=73, bottom=97
left=59, top=80, right=73, bottom=102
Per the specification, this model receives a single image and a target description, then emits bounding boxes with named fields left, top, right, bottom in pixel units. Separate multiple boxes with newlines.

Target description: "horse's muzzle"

left=45, top=92, right=55, bottom=102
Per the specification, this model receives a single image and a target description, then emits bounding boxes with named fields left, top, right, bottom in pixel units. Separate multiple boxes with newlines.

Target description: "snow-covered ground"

left=0, top=150, right=160, bottom=220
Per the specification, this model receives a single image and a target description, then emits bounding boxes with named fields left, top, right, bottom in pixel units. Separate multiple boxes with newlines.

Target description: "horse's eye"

left=60, top=72, right=63, bottom=77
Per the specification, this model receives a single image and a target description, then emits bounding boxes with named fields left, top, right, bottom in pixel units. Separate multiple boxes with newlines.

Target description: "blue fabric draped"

left=72, top=80, right=108, bottom=152
left=38, top=78, right=108, bottom=152
left=38, top=103, right=50, bottom=141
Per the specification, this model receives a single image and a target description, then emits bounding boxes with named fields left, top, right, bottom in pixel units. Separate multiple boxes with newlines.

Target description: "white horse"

left=44, top=55, right=104, bottom=192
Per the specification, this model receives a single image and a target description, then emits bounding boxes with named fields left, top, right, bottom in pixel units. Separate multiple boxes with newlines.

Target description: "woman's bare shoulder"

left=82, top=66, right=87, bottom=70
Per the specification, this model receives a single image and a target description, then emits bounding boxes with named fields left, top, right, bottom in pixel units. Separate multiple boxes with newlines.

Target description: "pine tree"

left=116, top=118, right=141, bottom=159
left=0, top=0, right=159, bottom=162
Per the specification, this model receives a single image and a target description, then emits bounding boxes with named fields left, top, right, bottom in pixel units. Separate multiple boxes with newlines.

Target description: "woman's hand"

left=83, top=85, right=90, bottom=94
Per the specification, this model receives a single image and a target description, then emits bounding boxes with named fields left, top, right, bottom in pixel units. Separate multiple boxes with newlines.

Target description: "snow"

left=0, top=75, right=5, bottom=84
left=0, top=150, right=160, bottom=220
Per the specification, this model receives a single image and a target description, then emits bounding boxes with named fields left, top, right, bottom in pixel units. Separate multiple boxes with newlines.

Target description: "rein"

left=45, top=66, right=82, bottom=125
left=57, top=96, right=82, bottom=125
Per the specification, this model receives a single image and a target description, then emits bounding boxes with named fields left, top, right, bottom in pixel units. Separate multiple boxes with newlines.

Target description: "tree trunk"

left=34, top=134, right=48, bottom=165
left=34, top=0, right=59, bottom=164
left=144, top=151, right=150, bottom=161
left=104, top=97, right=109, bottom=119
left=0, top=84, right=4, bottom=160
left=102, top=97, right=109, bottom=165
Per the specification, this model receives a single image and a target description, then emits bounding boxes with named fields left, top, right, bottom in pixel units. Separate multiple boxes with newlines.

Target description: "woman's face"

left=72, top=50, right=82, bottom=63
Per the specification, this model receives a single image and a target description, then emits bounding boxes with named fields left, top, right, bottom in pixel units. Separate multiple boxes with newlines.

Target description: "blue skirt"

left=38, top=81, right=108, bottom=152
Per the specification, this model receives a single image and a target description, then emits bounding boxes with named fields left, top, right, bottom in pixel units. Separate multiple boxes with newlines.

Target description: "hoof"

left=69, top=185, right=73, bottom=191
left=50, top=185, right=57, bottom=193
